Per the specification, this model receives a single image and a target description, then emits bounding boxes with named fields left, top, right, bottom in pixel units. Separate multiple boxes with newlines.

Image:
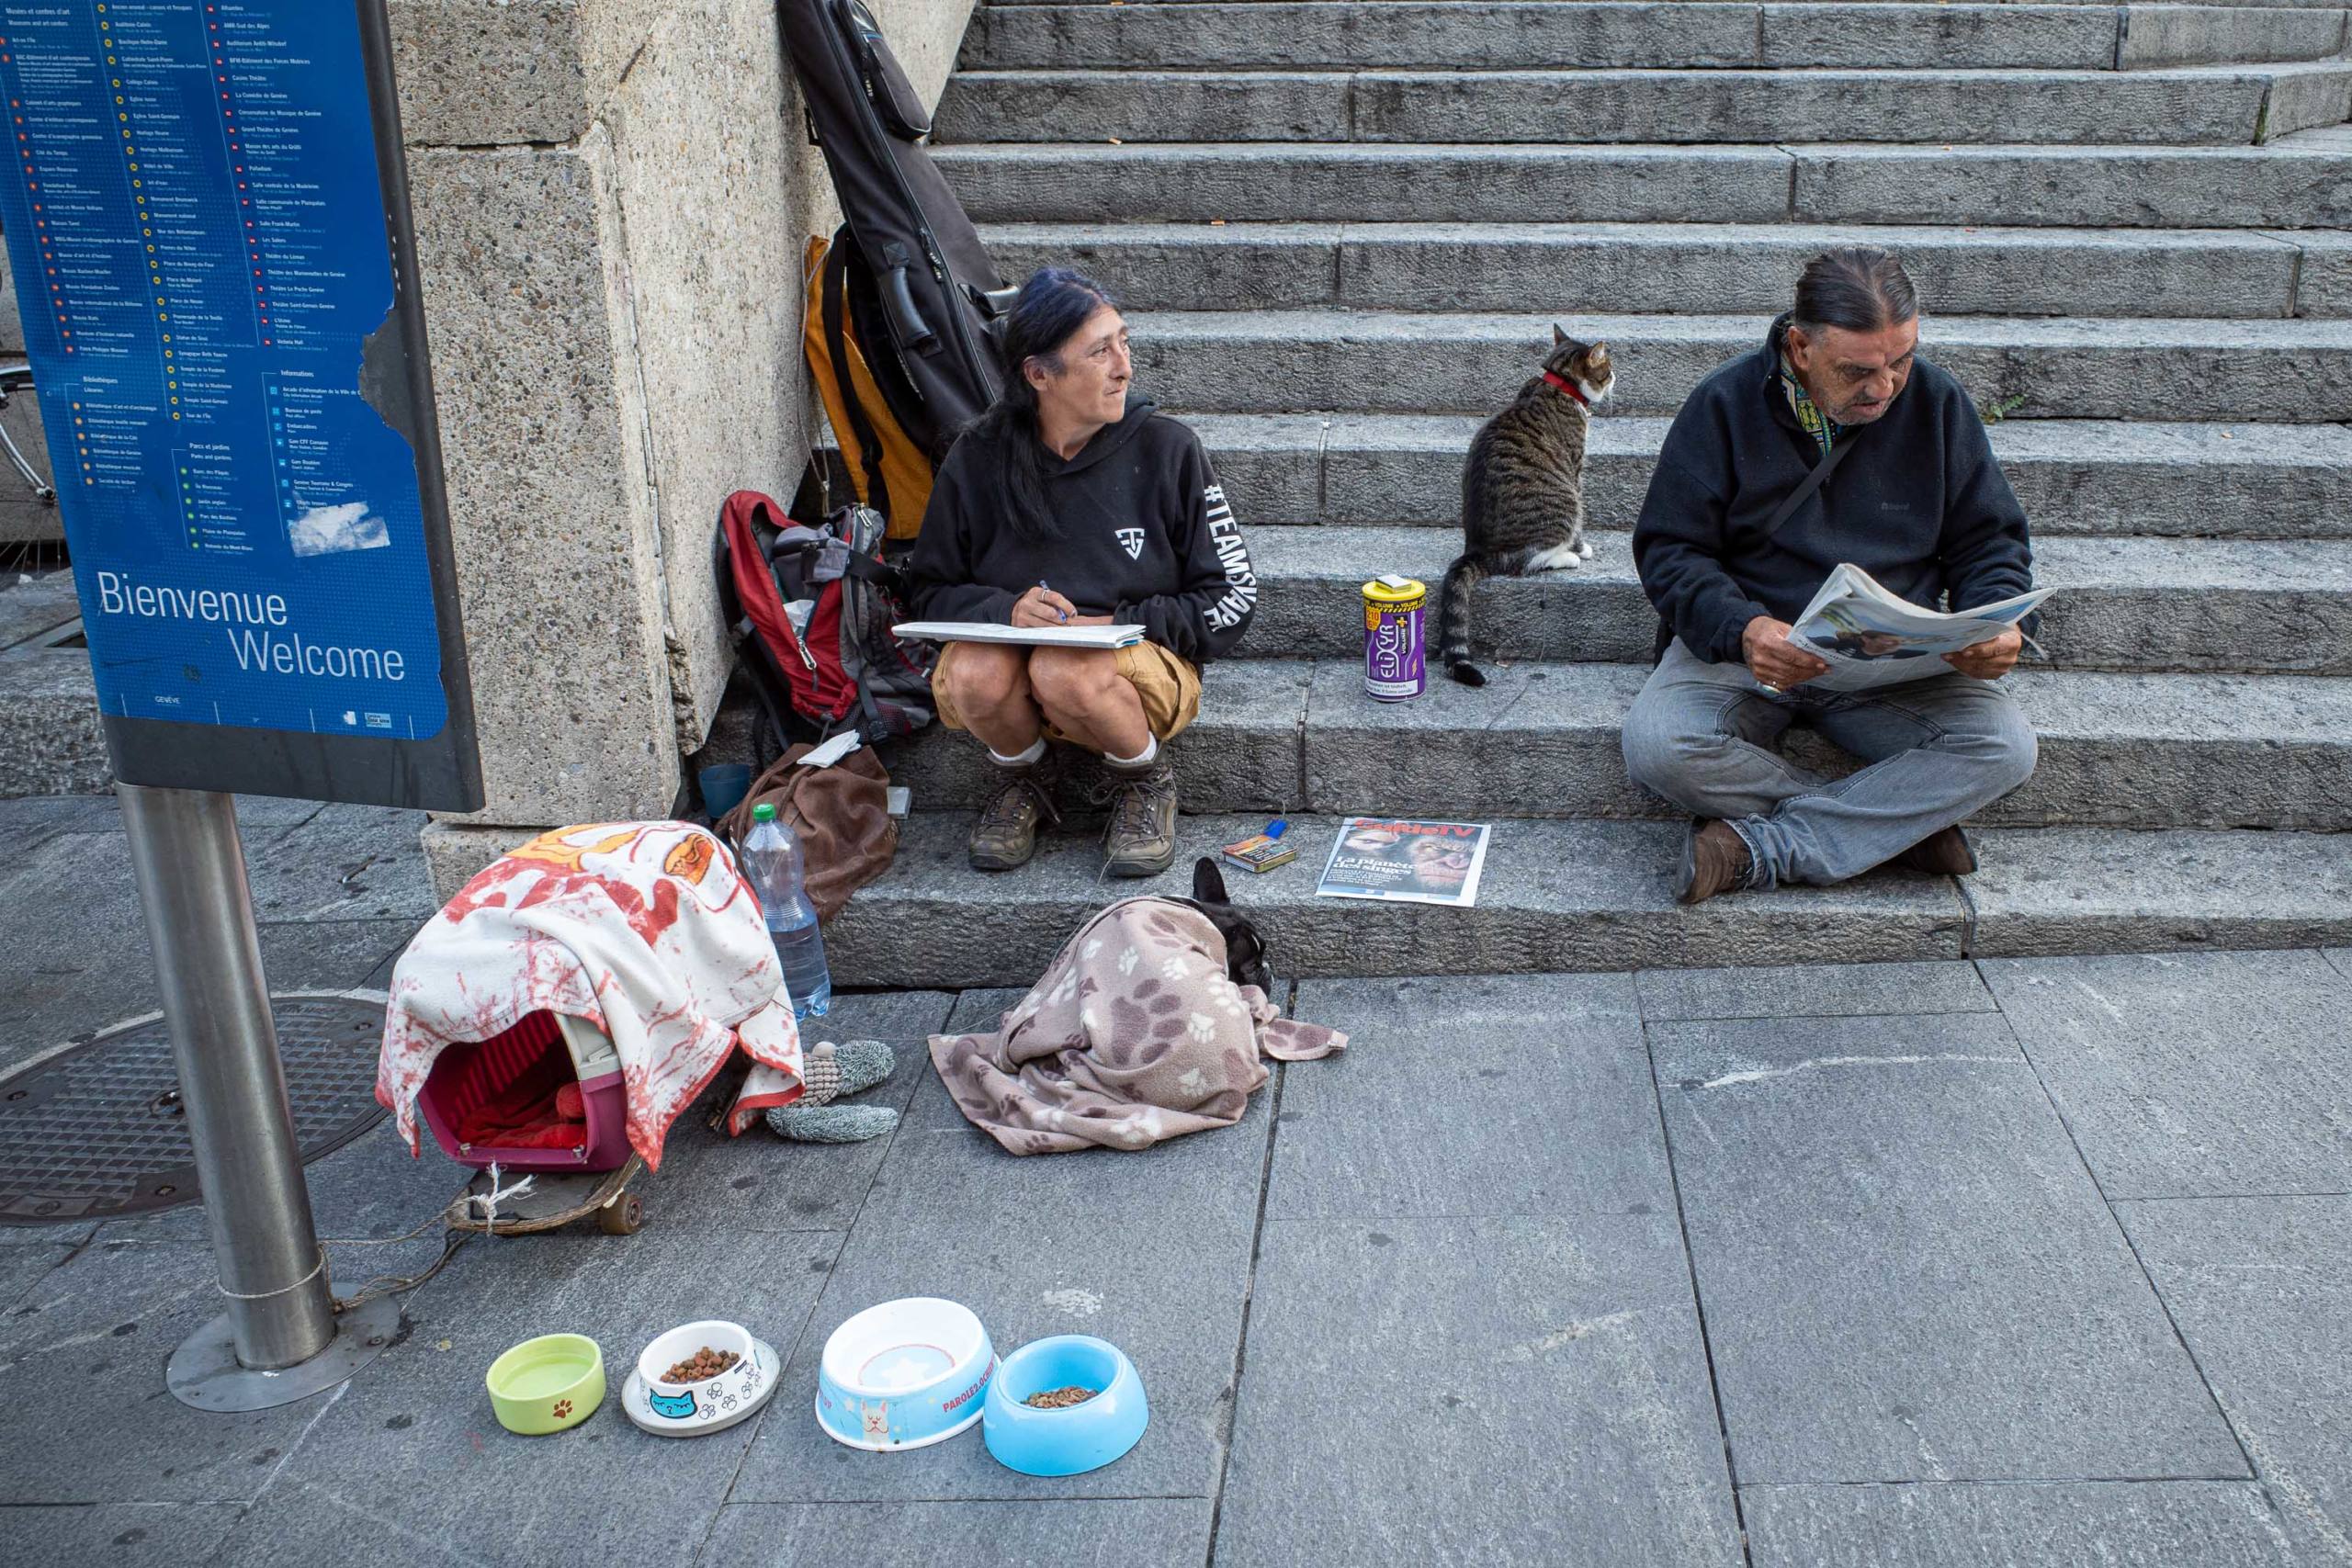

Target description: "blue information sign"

left=0, top=0, right=478, bottom=807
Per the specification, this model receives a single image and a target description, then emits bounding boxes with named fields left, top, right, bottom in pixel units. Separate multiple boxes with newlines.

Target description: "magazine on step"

left=1784, top=564, right=2052, bottom=693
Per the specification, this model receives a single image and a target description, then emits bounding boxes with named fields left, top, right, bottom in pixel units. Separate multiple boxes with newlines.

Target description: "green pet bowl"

left=486, top=1333, right=605, bottom=1436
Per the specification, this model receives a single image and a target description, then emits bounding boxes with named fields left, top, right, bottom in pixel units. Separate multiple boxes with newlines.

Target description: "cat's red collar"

left=1543, top=370, right=1590, bottom=407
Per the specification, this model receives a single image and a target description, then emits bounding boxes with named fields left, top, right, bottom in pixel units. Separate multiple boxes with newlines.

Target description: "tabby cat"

left=1437, top=329, right=1615, bottom=687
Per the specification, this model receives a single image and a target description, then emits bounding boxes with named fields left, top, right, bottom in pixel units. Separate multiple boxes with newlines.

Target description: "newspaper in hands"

left=1785, top=564, right=2052, bottom=693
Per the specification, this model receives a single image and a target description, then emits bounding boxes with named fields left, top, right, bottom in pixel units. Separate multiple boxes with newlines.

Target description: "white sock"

left=988, top=738, right=1046, bottom=769
left=1104, top=735, right=1159, bottom=772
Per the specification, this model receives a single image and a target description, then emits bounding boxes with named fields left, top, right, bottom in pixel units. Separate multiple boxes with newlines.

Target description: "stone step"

left=987, top=220, right=2341, bottom=318
left=1232, top=527, right=2352, bottom=672
left=939, top=134, right=2352, bottom=228
left=963, top=1, right=2350, bottom=71
left=1191, top=413, right=2352, bottom=538
left=821, top=811, right=2352, bottom=987
left=989, top=0, right=2352, bottom=11
left=934, top=63, right=2352, bottom=146
left=888, top=660, right=2352, bottom=829
left=1125, top=310, right=2352, bottom=421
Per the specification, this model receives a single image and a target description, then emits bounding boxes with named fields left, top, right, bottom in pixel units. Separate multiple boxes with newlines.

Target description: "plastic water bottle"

left=740, top=803, right=831, bottom=1020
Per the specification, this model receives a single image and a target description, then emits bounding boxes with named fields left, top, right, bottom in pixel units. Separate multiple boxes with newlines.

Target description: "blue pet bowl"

left=982, top=1336, right=1148, bottom=1477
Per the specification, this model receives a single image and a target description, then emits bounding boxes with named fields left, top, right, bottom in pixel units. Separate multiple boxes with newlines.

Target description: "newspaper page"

left=1784, top=564, right=2052, bottom=693
left=1315, top=818, right=1492, bottom=908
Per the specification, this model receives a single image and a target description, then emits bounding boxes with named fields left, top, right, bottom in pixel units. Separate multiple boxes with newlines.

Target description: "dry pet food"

left=1023, top=1385, right=1099, bottom=1409
left=662, top=1347, right=741, bottom=1384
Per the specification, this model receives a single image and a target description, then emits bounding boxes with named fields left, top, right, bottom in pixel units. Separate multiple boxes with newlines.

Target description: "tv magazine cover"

left=1315, top=818, right=1493, bottom=908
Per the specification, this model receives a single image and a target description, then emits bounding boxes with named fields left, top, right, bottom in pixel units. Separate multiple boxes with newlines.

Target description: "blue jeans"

left=1621, top=640, right=2039, bottom=888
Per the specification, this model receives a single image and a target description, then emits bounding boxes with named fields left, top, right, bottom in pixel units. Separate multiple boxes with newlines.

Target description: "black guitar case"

left=779, top=0, right=1012, bottom=457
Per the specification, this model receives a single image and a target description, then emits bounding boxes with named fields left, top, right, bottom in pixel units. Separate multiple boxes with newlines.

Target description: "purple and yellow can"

left=1363, top=575, right=1427, bottom=701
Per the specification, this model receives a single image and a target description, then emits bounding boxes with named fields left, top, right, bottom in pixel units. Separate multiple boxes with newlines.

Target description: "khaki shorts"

left=933, top=638, right=1202, bottom=749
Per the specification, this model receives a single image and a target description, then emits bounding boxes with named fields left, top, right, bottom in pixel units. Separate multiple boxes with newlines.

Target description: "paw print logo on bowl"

left=551, top=1400, right=573, bottom=1419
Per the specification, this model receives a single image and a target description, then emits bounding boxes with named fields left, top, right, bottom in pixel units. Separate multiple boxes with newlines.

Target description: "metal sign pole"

left=120, top=785, right=403, bottom=1411
left=118, top=785, right=336, bottom=1369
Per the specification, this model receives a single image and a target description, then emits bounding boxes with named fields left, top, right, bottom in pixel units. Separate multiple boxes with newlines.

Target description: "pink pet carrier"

left=414, top=1010, right=632, bottom=1174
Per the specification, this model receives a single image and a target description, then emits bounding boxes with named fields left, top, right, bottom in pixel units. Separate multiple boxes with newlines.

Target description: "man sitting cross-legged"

left=1622, top=246, right=2040, bottom=906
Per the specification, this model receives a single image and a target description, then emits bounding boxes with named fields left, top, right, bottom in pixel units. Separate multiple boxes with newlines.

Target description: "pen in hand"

left=1038, top=580, right=1068, bottom=624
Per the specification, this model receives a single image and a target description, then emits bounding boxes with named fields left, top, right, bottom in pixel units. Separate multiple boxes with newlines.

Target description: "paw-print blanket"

left=928, top=897, right=1344, bottom=1156
left=377, top=821, right=805, bottom=1170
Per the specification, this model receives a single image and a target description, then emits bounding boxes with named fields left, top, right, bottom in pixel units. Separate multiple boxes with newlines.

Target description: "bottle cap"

left=751, top=803, right=776, bottom=822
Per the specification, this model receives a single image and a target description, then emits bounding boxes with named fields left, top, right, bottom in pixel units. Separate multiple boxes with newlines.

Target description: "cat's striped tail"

left=1436, top=553, right=1489, bottom=687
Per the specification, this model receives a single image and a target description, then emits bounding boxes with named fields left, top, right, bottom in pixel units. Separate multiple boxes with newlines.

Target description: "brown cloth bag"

left=716, top=743, right=896, bottom=923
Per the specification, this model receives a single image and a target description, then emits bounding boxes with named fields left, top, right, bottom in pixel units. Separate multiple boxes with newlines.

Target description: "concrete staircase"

left=826, top=0, right=2352, bottom=987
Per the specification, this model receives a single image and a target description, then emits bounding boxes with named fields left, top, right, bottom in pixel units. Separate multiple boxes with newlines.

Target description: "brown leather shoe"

left=967, top=755, right=1061, bottom=872
left=1894, top=825, right=1978, bottom=876
left=1675, top=820, right=1752, bottom=906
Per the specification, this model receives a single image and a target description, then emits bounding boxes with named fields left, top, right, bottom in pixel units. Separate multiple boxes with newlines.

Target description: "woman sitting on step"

left=909, top=266, right=1259, bottom=878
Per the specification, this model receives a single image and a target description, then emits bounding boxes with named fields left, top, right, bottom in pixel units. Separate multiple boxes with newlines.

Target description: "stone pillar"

left=400, top=0, right=973, bottom=896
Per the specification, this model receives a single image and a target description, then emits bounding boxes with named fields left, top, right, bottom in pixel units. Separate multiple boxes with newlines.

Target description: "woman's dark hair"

left=968, top=265, right=1117, bottom=543
left=1792, top=246, right=1918, bottom=334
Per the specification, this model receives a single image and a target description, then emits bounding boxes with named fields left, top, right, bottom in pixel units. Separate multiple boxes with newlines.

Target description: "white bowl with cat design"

left=815, top=1297, right=996, bottom=1450
left=635, top=1319, right=758, bottom=1427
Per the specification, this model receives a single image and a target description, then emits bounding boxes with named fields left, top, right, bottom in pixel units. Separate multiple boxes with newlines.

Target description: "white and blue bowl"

left=982, top=1335, right=1149, bottom=1477
left=815, top=1297, right=995, bottom=1451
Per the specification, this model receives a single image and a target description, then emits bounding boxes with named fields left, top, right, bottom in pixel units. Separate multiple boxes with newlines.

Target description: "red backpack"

left=715, top=489, right=935, bottom=745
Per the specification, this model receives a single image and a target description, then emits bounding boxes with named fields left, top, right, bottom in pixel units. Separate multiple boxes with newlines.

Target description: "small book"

left=891, top=620, right=1144, bottom=650
left=1222, top=826, right=1297, bottom=874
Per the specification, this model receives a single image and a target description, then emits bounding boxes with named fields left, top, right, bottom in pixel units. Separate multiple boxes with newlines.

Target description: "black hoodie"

left=1633, top=315, right=2037, bottom=666
left=907, top=396, right=1258, bottom=665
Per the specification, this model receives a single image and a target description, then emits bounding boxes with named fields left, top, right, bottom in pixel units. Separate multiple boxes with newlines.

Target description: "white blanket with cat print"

left=928, top=897, right=1343, bottom=1156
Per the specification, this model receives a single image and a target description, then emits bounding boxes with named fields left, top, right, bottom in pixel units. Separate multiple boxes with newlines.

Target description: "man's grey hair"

left=1792, top=247, right=1918, bottom=334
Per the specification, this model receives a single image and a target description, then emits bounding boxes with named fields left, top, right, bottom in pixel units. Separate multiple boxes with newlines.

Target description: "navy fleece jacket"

left=907, top=395, right=1258, bottom=664
left=1632, top=316, right=2037, bottom=666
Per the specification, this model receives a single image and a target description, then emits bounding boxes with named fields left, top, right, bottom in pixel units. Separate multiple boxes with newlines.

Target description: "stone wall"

left=400, top=0, right=976, bottom=892
left=0, top=252, right=61, bottom=547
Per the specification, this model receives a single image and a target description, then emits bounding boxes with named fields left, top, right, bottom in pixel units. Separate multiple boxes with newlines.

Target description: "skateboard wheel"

left=596, top=1192, right=645, bottom=1235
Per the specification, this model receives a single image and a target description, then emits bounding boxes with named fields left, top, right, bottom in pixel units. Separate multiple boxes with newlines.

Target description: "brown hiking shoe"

left=1894, top=825, right=1977, bottom=876
left=1675, top=819, right=1752, bottom=906
left=967, top=756, right=1060, bottom=872
left=1099, top=756, right=1180, bottom=878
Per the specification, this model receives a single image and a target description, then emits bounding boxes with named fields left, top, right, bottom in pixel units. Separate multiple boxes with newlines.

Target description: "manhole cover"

left=0, top=993, right=386, bottom=1224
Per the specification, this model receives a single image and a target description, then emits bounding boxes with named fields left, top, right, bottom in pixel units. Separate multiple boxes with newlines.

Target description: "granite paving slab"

left=2329, top=948, right=2352, bottom=982
left=732, top=1208, right=1259, bottom=1502
left=0, top=792, right=121, bottom=846
left=1650, top=1012, right=2246, bottom=1483
left=0, top=1503, right=245, bottom=1568
left=0, top=1241, right=68, bottom=1309
left=2117, top=1195, right=2352, bottom=1562
left=862, top=1009, right=1276, bottom=1233
left=0, top=1239, right=380, bottom=1504
left=0, top=1216, right=91, bottom=1247
left=645, top=991, right=957, bottom=1235
left=696, top=1500, right=1214, bottom=1568
left=1213, top=1213, right=1742, bottom=1567
left=243, top=804, right=436, bottom=924
left=1636, top=959, right=1996, bottom=1021
left=1272, top=973, right=1670, bottom=1220
left=1742, top=1481, right=2295, bottom=1567
left=210, top=1227, right=842, bottom=1568
left=1980, top=951, right=2352, bottom=1199
left=0, top=831, right=413, bottom=1074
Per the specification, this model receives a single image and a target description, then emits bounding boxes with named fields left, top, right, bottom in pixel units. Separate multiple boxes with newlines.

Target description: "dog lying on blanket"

left=929, top=861, right=1345, bottom=1156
